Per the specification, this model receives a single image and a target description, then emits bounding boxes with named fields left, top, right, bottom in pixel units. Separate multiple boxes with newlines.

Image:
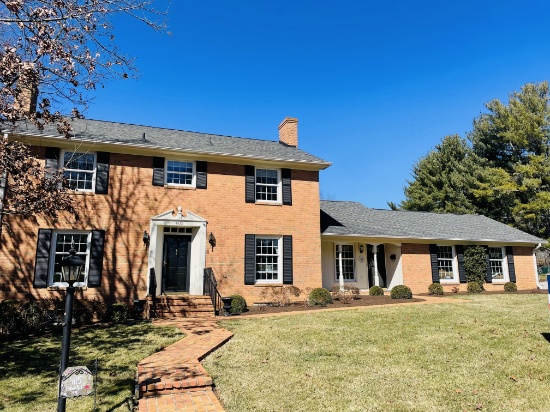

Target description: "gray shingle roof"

left=321, top=200, right=545, bottom=244
left=6, top=118, right=330, bottom=167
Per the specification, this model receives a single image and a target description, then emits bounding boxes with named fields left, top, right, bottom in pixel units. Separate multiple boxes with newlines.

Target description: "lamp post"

left=57, top=241, right=85, bottom=412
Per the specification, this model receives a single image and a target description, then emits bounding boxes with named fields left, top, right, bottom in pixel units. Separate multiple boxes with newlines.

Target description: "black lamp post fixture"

left=57, top=241, right=85, bottom=412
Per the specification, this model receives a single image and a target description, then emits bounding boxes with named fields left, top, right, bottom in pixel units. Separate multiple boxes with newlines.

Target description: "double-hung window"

left=166, top=160, right=195, bottom=187
left=62, top=151, right=96, bottom=192
left=255, top=168, right=281, bottom=203
left=255, top=237, right=281, bottom=283
left=489, top=247, right=507, bottom=282
left=50, top=231, right=91, bottom=287
left=437, top=245, right=458, bottom=282
left=335, top=244, right=355, bottom=281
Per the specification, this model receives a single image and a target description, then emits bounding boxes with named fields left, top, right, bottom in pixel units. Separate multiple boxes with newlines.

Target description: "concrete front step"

left=148, top=295, right=215, bottom=319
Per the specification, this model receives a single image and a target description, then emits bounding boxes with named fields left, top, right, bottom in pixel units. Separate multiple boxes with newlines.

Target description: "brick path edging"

left=137, top=319, right=233, bottom=412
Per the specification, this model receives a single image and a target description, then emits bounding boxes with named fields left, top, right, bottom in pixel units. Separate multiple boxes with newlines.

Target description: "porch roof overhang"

left=321, top=200, right=546, bottom=247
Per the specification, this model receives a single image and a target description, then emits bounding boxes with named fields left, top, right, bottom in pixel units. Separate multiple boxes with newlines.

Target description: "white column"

left=372, top=244, right=380, bottom=287
left=337, top=243, right=344, bottom=290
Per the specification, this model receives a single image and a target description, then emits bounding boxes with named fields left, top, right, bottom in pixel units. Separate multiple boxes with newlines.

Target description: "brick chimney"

left=278, top=117, right=298, bottom=147
left=14, top=83, right=38, bottom=114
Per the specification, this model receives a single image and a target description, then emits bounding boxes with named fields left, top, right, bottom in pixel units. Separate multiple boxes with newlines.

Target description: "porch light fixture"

left=209, top=232, right=216, bottom=251
left=390, top=254, right=396, bottom=262
left=143, top=231, right=150, bottom=247
left=58, top=241, right=85, bottom=412
left=359, top=245, right=364, bottom=254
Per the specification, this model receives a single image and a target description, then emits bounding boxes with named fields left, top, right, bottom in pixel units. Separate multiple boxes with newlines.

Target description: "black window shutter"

left=456, top=245, right=467, bottom=283
left=196, top=161, right=207, bottom=189
left=45, top=147, right=59, bottom=179
left=282, top=168, right=292, bottom=206
left=429, top=244, right=440, bottom=283
left=485, top=246, right=492, bottom=283
left=283, top=235, right=293, bottom=284
left=95, top=151, right=110, bottom=194
left=506, top=246, right=516, bottom=283
left=34, top=229, right=52, bottom=288
left=88, top=230, right=105, bottom=288
left=152, top=157, right=165, bottom=186
left=244, top=234, right=256, bottom=285
left=245, top=165, right=255, bottom=203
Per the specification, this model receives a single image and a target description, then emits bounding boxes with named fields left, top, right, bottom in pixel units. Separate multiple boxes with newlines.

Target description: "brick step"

left=147, top=295, right=216, bottom=319
left=155, top=310, right=215, bottom=319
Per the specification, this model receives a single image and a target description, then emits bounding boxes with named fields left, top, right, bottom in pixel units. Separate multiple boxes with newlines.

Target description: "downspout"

left=0, top=133, right=8, bottom=241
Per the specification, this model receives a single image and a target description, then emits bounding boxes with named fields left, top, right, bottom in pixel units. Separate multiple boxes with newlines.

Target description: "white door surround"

left=148, top=206, right=207, bottom=295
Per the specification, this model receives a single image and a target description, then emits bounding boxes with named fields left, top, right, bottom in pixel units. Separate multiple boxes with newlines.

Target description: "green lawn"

left=203, top=294, right=550, bottom=412
left=0, top=322, right=184, bottom=411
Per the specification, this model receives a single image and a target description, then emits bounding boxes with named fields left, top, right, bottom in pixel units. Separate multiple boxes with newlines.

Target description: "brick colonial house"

left=0, top=117, right=544, bottom=311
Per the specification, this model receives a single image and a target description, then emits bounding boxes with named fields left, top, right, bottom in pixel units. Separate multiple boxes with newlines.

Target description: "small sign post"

left=60, top=366, right=94, bottom=399
left=547, top=274, right=550, bottom=310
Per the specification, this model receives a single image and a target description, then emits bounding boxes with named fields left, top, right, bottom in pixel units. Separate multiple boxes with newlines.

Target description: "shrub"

left=390, top=285, right=413, bottom=299
left=308, top=288, right=333, bottom=306
left=369, top=286, right=384, bottom=296
left=331, top=285, right=360, bottom=304
left=464, top=246, right=487, bottom=285
left=107, top=303, right=131, bottom=322
left=504, top=282, right=517, bottom=293
left=230, top=295, right=247, bottom=314
left=467, top=281, right=484, bottom=293
left=428, top=283, right=444, bottom=295
left=259, top=286, right=302, bottom=307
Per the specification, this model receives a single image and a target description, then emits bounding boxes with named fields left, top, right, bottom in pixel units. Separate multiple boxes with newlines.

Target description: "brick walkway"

left=137, top=319, right=233, bottom=412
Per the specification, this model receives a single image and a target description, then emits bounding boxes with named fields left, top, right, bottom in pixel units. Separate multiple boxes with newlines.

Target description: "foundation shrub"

left=504, top=282, right=518, bottom=293
left=390, top=285, right=413, bottom=299
left=230, top=295, right=247, bottom=314
left=308, top=288, right=333, bottom=306
left=467, top=281, right=484, bottom=293
left=107, top=303, right=131, bottom=323
left=369, top=286, right=384, bottom=296
left=331, top=285, right=360, bottom=304
left=259, top=286, right=302, bottom=307
left=428, top=283, right=444, bottom=295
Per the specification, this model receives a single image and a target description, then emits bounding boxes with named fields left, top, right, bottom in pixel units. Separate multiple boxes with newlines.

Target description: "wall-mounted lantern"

left=143, top=231, right=150, bottom=247
left=390, top=254, right=397, bottom=262
left=359, top=245, right=364, bottom=254
left=208, top=232, right=216, bottom=251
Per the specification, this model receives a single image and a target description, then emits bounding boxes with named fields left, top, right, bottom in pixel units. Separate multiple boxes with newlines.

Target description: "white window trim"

left=489, top=246, right=509, bottom=283
left=335, top=243, right=356, bottom=282
left=255, top=235, right=283, bottom=284
left=255, top=168, right=282, bottom=204
left=437, top=245, right=459, bottom=284
left=164, top=159, right=196, bottom=188
left=61, top=150, right=97, bottom=193
left=48, top=230, right=92, bottom=288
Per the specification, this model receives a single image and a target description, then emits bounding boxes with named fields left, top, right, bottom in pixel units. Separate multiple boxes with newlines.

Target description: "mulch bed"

left=237, top=295, right=425, bottom=316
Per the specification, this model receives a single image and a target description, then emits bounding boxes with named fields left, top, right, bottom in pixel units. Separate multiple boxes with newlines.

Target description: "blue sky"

left=85, top=0, right=550, bottom=209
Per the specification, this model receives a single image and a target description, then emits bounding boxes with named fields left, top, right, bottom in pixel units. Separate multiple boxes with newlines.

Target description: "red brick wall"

left=401, top=243, right=538, bottom=294
left=0, top=148, right=322, bottom=304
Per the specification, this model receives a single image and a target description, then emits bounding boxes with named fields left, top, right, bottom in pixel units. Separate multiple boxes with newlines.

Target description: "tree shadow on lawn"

left=0, top=321, right=171, bottom=407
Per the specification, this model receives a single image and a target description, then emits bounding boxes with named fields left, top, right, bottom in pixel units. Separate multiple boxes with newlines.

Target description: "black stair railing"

left=203, top=267, right=223, bottom=315
left=148, top=268, right=157, bottom=318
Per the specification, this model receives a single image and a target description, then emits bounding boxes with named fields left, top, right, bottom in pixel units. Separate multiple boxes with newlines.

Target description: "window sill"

left=440, top=280, right=459, bottom=285
left=48, top=285, right=89, bottom=291
left=70, top=191, right=95, bottom=196
left=254, top=283, right=283, bottom=287
left=164, top=185, right=196, bottom=191
left=255, top=201, right=282, bottom=206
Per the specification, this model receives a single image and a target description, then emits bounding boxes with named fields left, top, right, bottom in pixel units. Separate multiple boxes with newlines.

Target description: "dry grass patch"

left=0, top=321, right=184, bottom=411
left=203, top=294, right=550, bottom=412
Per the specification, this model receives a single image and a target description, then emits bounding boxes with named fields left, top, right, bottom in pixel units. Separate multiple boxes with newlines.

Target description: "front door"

left=162, top=235, right=191, bottom=292
left=368, top=244, right=388, bottom=288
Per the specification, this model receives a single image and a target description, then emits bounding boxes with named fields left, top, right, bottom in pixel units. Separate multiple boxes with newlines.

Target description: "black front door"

left=162, top=235, right=191, bottom=292
left=367, top=244, right=387, bottom=288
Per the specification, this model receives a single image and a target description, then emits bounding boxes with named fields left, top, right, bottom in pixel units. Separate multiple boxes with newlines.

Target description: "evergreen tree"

left=401, top=135, right=480, bottom=214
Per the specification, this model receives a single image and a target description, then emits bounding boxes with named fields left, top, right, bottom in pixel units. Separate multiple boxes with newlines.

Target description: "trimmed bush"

left=464, top=246, right=487, bottom=285
left=331, top=285, right=360, bottom=304
left=428, top=283, right=444, bottom=295
left=369, top=286, right=384, bottom=296
left=107, top=303, right=131, bottom=322
left=467, top=281, right=484, bottom=293
left=390, top=285, right=413, bottom=299
left=259, top=286, right=302, bottom=307
left=308, top=288, right=333, bottom=306
left=230, top=295, right=247, bottom=314
left=504, top=282, right=518, bottom=293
